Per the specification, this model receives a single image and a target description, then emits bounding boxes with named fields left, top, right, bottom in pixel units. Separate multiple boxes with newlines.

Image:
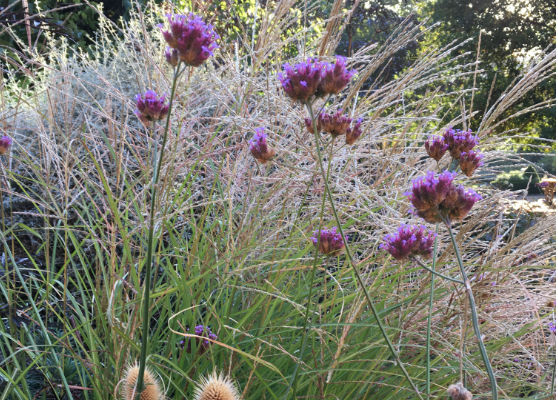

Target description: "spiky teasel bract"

left=122, top=364, right=164, bottom=400
left=193, top=371, right=241, bottom=400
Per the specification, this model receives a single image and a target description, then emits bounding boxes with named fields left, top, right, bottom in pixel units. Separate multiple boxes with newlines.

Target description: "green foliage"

left=491, top=166, right=540, bottom=193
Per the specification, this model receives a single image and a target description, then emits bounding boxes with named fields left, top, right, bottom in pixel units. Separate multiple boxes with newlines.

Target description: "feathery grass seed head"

left=122, top=364, right=163, bottom=400
left=193, top=371, right=240, bottom=400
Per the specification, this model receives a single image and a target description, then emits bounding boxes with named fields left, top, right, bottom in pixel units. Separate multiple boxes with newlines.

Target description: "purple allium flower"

left=459, top=150, right=484, bottom=177
left=443, top=128, right=479, bottom=159
left=278, top=59, right=323, bottom=102
left=345, top=118, right=363, bottom=145
left=549, top=321, right=556, bottom=334
left=161, top=13, right=219, bottom=67
left=316, top=56, right=356, bottom=97
left=0, top=136, right=12, bottom=155
left=249, top=127, right=275, bottom=163
left=135, top=90, right=169, bottom=124
left=311, top=226, right=345, bottom=256
left=407, top=171, right=481, bottom=223
left=424, top=136, right=448, bottom=161
left=380, top=224, right=436, bottom=260
left=165, top=46, right=179, bottom=66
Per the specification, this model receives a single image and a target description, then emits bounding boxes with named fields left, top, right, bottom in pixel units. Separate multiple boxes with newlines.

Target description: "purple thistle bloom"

left=316, top=56, right=356, bottom=97
left=0, top=136, right=12, bottom=155
left=134, top=90, right=169, bottom=124
left=164, top=46, right=180, bottom=66
left=278, top=59, right=323, bottom=102
left=380, top=224, right=436, bottom=260
left=346, top=118, right=363, bottom=145
left=311, top=226, right=345, bottom=256
left=408, top=171, right=481, bottom=223
left=424, top=136, right=448, bottom=161
left=459, top=150, right=484, bottom=177
left=161, top=13, right=219, bottom=67
left=249, top=127, right=275, bottom=163
left=443, top=127, right=479, bottom=159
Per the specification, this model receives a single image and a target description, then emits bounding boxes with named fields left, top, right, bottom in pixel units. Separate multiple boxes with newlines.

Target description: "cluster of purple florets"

left=278, top=56, right=356, bottom=103
left=311, top=227, right=345, bottom=255
left=380, top=224, right=436, bottom=260
left=0, top=136, right=12, bottom=155
left=304, top=110, right=363, bottom=145
left=180, top=325, right=218, bottom=354
left=161, top=13, right=219, bottom=67
left=134, top=90, right=169, bottom=125
left=249, top=127, right=275, bottom=163
left=424, top=128, right=483, bottom=177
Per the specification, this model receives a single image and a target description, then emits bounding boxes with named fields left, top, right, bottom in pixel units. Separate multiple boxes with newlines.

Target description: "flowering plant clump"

left=407, top=171, right=482, bottom=223
left=380, top=224, right=436, bottom=260
left=311, top=226, right=345, bottom=255
left=443, top=128, right=479, bottom=159
left=316, top=56, right=357, bottom=97
left=249, top=127, right=275, bottom=163
left=424, top=136, right=448, bottom=161
left=0, top=136, right=12, bottom=155
left=135, top=90, right=169, bottom=124
left=459, top=150, right=484, bottom=177
left=161, top=13, right=219, bottom=67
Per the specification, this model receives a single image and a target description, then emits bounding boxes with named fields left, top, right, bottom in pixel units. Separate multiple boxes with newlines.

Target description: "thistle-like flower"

left=193, top=371, right=241, bottom=400
left=161, top=13, right=219, bottom=67
left=278, top=59, right=323, bottom=103
left=345, top=118, right=363, bottom=145
left=181, top=325, right=217, bottom=354
left=305, top=110, right=350, bottom=137
left=135, top=91, right=169, bottom=125
left=316, top=56, right=356, bottom=97
left=311, top=226, right=345, bottom=256
left=122, top=364, right=163, bottom=400
left=443, top=128, right=479, bottom=159
left=0, top=136, right=12, bottom=155
left=424, top=135, right=448, bottom=161
left=447, top=382, right=473, bottom=400
left=459, top=150, right=483, bottom=177
left=407, top=171, right=481, bottom=223
left=164, top=46, right=179, bottom=66
left=249, top=128, right=275, bottom=163
left=380, top=224, right=436, bottom=260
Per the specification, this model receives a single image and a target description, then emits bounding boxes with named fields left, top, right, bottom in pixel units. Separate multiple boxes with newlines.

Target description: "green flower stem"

left=285, top=110, right=335, bottom=400
left=426, top=224, right=439, bottom=398
left=305, top=103, right=424, bottom=400
left=445, top=219, right=498, bottom=400
left=135, top=63, right=183, bottom=398
left=413, top=256, right=464, bottom=285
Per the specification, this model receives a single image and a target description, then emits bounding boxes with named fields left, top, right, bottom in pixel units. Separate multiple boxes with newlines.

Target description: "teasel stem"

left=426, top=224, right=439, bottom=398
left=445, top=218, right=498, bottom=400
left=136, top=62, right=183, bottom=398
left=304, top=102, right=424, bottom=399
left=285, top=106, right=335, bottom=400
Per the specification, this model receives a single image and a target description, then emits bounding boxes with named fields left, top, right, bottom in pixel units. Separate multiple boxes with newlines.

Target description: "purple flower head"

left=408, top=171, right=481, bottom=223
left=443, top=128, right=479, bottom=159
left=316, top=56, right=356, bottom=97
left=346, top=118, right=363, bottom=145
left=161, top=13, right=219, bottom=67
left=549, top=321, right=556, bottom=334
left=424, top=136, right=448, bottom=162
left=0, top=136, right=12, bottom=155
left=134, top=90, right=169, bottom=124
left=249, top=127, right=275, bottom=163
left=181, top=324, right=217, bottom=353
left=459, top=150, right=484, bottom=177
left=380, top=224, right=436, bottom=260
left=164, top=46, right=179, bottom=66
left=538, top=181, right=550, bottom=188
left=311, top=226, right=345, bottom=256
left=278, top=59, right=323, bottom=102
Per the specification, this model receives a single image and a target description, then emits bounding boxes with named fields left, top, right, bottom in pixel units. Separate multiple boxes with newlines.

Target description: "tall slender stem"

left=305, top=103, right=424, bottom=399
left=413, top=256, right=463, bottom=285
left=135, top=63, right=182, bottom=398
left=426, top=224, right=439, bottom=398
left=445, top=219, right=498, bottom=400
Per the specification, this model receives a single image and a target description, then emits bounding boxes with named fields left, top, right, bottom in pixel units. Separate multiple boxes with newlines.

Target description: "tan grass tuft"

left=122, top=364, right=164, bottom=400
left=447, top=382, right=473, bottom=400
left=193, top=371, right=240, bottom=400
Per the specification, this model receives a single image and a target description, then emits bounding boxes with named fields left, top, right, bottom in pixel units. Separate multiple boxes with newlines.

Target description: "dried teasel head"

left=447, top=382, right=473, bottom=400
left=122, top=364, right=164, bottom=400
left=193, top=371, right=241, bottom=400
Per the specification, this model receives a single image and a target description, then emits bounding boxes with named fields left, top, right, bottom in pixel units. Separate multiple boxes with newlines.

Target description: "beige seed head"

left=122, top=364, right=164, bottom=400
left=447, top=382, right=473, bottom=400
left=193, top=371, right=241, bottom=400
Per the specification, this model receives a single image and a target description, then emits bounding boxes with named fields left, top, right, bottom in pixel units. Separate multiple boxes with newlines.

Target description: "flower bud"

left=278, top=59, right=323, bottom=103
left=380, top=224, right=436, bottom=260
left=424, top=135, right=448, bottom=161
left=443, top=128, right=478, bottom=159
left=316, top=56, right=356, bottom=97
left=0, top=136, right=12, bottom=155
left=311, top=226, right=345, bottom=256
left=164, top=46, right=179, bottom=66
left=345, top=118, right=363, bottom=145
left=459, top=150, right=483, bottom=177
left=249, top=128, right=275, bottom=163
left=135, top=90, right=169, bottom=125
